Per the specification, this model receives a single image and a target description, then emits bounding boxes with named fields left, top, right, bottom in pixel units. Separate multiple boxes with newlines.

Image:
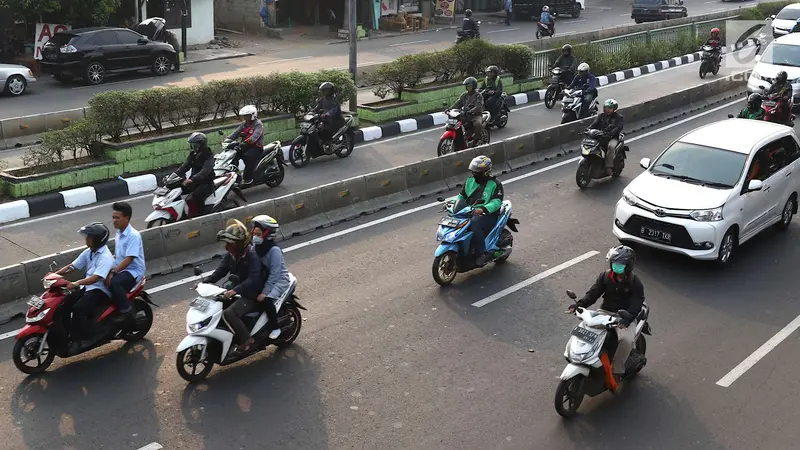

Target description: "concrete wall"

left=214, top=0, right=264, bottom=34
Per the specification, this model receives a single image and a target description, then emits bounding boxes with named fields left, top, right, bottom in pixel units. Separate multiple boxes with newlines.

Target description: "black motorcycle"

left=455, top=22, right=481, bottom=44
left=544, top=66, right=572, bottom=109
left=288, top=113, right=356, bottom=168
left=216, top=131, right=287, bottom=189
left=698, top=44, right=720, bottom=79
left=480, top=89, right=510, bottom=129
left=575, top=129, right=628, bottom=189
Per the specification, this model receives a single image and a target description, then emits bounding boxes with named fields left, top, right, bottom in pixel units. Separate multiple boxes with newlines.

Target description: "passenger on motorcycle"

left=568, top=62, right=597, bottom=116
left=449, top=77, right=485, bottom=145
left=480, top=66, right=504, bottom=122
left=735, top=93, right=765, bottom=120
left=314, top=81, right=344, bottom=149
left=176, top=132, right=215, bottom=218
left=551, top=44, right=577, bottom=82
left=588, top=99, right=624, bottom=176
left=227, top=105, right=264, bottom=186
left=52, top=223, right=114, bottom=350
left=457, top=155, right=504, bottom=267
left=766, top=70, right=793, bottom=124
left=108, top=201, right=146, bottom=326
left=705, top=28, right=722, bottom=65
left=568, top=245, right=645, bottom=380
left=462, top=9, right=478, bottom=35
left=540, top=5, right=554, bottom=34
left=250, top=215, right=290, bottom=340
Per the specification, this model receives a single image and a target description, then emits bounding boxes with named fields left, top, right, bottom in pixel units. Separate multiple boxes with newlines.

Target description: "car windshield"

left=46, top=33, right=75, bottom=47
left=650, top=142, right=746, bottom=188
left=760, top=43, right=800, bottom=67
left=635, top=0, right=661, bottom=5
left=776, top=7, right=800, bottom=21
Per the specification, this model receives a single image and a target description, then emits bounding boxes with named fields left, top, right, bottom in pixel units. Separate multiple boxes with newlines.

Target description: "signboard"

left=400, top=0, right=420, bottom=12
left=381, top=0, right=398, bottom=16
left=34, top=23, right=71, bottom=60
left=435, top=0, right=455, bottom=21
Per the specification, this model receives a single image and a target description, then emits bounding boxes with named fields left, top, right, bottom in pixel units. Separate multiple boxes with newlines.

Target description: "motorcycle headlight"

left=690, top=206, right=724, bottom=222
left=189, top=316, right=213, bottom=332
left=26, top=308, right=50, bottom=323
left=568, top=345, right=592, bottom=363
left=436, top=227, right=444, bottom=241
left=622, top=191, right=639, bottom=207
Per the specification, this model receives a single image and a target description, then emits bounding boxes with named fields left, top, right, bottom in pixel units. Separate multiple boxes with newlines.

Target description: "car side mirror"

left=747, top=179, right=763, bottom=192
left=137, top=38, right=149, bottom=44
left=566, top=290, right=577, bottom=299
left=768, top=14, right=776, bottom=21
left=639, top=157, right=651, bottom=169
left=193, top=266, right=203, bottom=276
left=754, top=54, right=761, bottom=62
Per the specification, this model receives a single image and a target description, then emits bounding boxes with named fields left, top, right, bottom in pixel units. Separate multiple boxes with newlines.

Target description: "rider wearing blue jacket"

left=540, top=5, right=554, bottom=34
left=569, top=62, right=597, bottom=116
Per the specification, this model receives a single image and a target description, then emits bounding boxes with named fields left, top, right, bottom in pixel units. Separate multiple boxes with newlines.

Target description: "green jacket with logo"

left=737, top=107, right=764, bottom=120
left=456, top=176, right=504, bottom=214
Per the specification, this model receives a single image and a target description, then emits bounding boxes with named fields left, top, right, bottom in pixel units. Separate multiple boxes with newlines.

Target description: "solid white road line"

left=257, top=55, right=313, bottom=65
left=716, top=314, right=800, bottom=387
left=471, top=251, right=599, bottom=307
left=137, top=443, right=163, bottom=450
left=486, top=28, right=520, bottom=34
left=390, top=40, right=430, bottom=47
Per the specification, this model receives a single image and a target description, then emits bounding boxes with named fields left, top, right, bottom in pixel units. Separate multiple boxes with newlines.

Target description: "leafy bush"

left=369, top=54, right=430, bottom=99
left=25, top=120, right=101, bottom=167
left=738, top=1, right=791, bottom=20
left=87, top=91, right=135, bottom=142
left=500, top=44, right=534, bottom=80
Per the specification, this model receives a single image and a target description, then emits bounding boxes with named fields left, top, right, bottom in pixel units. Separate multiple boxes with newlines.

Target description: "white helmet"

left=251, top=215, right=280, bottom=241
left=543, top=5, right=549, bottom=11
left=578, top=62, right=590, bottom=72
left=239, top=104, right=258, bottom=121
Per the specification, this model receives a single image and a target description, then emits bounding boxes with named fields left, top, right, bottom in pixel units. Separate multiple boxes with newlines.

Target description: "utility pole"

left=348, top=0, right=357, bottom=112
left=180, top=0, right=188, bottom=61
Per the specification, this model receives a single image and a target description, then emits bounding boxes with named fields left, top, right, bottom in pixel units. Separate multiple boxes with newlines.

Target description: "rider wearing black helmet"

left=479, top=65, right=504, bottom=123
left=766, top=70, right=793, bottom=124
left=735, top=93, right=765, bottom=120
left=314, top=81, right=344, bottom=149
left=551, top=44, right=577, bottom=82
left=462, top=9, right=478, bottom=36
left=568, top=245, right=645, bottom=379
left=449, top=77, right=485, bottom=145
left=176, top=132, right=215, bottom=218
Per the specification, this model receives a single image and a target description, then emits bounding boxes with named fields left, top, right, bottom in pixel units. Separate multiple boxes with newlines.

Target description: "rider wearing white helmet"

left=227, top=104, right=264, bottom=185
left=457, top=155, right=504, bottom=266
left=568, top=62, right=598, bottom=118
left=540, top=5, right=554, bottom=34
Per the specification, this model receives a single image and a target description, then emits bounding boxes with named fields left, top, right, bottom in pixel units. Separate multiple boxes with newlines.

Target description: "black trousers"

left=110, top=271, right=136, bottom=313
left=67, top=289, right=111, bottom=340
left=223, top=296, right=279, bottom=345
left=470, top=213, right=498, bottom=255
left=241, top=144, right=263, bottom=181
left=186, top=182, right=214, bottom=217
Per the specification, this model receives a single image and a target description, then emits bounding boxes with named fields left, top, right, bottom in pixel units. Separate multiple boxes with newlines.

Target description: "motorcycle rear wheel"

left=335, top=132, right=355, bottom=158
left=177, top=347, right=214, bottom=382
left=699, top=61, right=709, bottom=79
left=13, top=334, right=55, bottom=375
left=265, top=162, right=285, bottom=188
left=432, top=251, right=458, bottom=285
left=275, top=306, right=303, bottom=348
left=554, top=376, right=585, bottom=418
left=121, top=299, right=154, bottom=342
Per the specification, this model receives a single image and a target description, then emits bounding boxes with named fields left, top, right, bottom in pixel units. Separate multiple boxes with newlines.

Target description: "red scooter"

left=436, top=109, right=491, bottom=156
left=763, top=93, right=795, bottom=127
left=12, top=265, right=157, bottom=374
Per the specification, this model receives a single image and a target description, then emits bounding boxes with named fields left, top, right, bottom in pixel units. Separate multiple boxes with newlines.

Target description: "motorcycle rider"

left=314, top=81, right=344, bottom=150
left=766, top=70, right=793, bottom=125
left=540, top=5, right=554, bottom=35
left=587, top=99, right=624, bottom=176
left=107, top=201, right=146, bottom=326
left=251, top=215, right=290, bottom=340
left=480, top=65, right=504, bottom=123
left=456, top=155, right=504, bottom=267
left=704, top=27, right=722, bottom=65
left=228, top=105, right=264, bottom=186
left=568, top=245, right=645, bottom=381
left=568, top=62, right=597, bottom=117
left=734, top=93, right=765, bottom=120
left=791, top=17, right=800, bottom=33
left=52, top=223, right=114, bottom=350
left=551, top=44, right=577, bottom=83
left=462, top=9, right=478, bottom=37
left=176, top=132, right=215, bottom=219
left=449, top=77, right=485, bottom=145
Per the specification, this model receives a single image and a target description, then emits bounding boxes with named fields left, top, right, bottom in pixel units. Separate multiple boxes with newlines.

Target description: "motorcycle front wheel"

left=544, top=85, right=558, bottom=109
left=13, top=334, right=55, bottom=375
left=177, top=347, right=214, bottom=382
left=437, top=137, right=456, bottom=156
left=432, top=251, right=458, bottom=285
left=699, top=61, right=709, bottom=79
left=575, top=158, right=592, bottom=189
left=554, top=376, right=585, bottom=418
left=289, top=141, right=311, bottom=168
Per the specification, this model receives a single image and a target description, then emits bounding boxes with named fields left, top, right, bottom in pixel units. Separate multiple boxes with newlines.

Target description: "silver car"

left=1, top=63, right=36, bottom=97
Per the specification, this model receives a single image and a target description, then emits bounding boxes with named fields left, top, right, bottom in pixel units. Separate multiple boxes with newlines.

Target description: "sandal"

left=234, top=338, right=255, bottom=355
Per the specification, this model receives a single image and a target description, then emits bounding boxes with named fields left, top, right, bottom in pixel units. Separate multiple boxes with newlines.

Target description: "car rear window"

left=46, top=33, right=76, bottom=47
left=776, top=7, right=800, bottom=21
left=650, top=142, right=747, bottom=188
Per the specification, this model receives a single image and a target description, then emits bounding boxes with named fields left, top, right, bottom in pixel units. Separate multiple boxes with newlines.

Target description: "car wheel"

left=84, top=61, right=106, bottom=85
left=777, top=195, right=796, bottom=230
left=152, top=54, right=171, bottom=76
left=716, top=228, right=737, bottom=267
left=4, top=75, right=26, bottom=96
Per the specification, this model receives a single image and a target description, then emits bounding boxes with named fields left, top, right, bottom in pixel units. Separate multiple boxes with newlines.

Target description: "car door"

left=87, top=31, right=122, bottom=70
left=771, top=135, right=800, bottom=213
left=114, top=29, right=150, bottom=69
left=740, top=143, right=782, bottom=238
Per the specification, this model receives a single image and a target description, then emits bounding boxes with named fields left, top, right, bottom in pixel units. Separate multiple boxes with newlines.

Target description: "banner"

left=435, top=0, right=455, bottom=21
left=381, top=0, right=398, bottom=16
left=35, top=23, right=71, bottom=60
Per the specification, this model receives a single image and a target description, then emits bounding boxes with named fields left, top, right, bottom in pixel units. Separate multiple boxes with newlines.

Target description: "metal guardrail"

left=530, top=17, right=735, bottom=79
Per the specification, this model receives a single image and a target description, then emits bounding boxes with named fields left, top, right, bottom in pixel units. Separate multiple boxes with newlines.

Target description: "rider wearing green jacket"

left=457, top=155, right=504, bottom=266
left=735, top=93, right=765, bottom=120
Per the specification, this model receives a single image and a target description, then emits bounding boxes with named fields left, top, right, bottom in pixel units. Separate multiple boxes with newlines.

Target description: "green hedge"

left=738, top=1, right=792, bottom=20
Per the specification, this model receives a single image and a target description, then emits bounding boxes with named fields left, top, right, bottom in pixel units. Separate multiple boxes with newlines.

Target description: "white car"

left=748, top=33, right=800, bottom=103
left=613, top=119, right=800, bottom=265
left=0, top=63, right=36, bottom=97
left=769, top=3, right=800, bottom=38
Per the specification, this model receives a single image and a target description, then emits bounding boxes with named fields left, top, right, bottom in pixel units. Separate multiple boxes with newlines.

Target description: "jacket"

left=315, top=95, right=344, bottom=126
left=456, top=176, right=504, bottom=214
left=767, top=81, right=793, bottom=100
left=540, top=11, right=552, bottom=23
left=589, top=111, right=624, bottom=138
left=577, top=270, right=645, bottom=319
left=228, top=119, right=264, bottom=147
left=737, top=106, right=765, bottom=120
left=569, top=73, right=596, bottom=91
left=255, top=242, right=291, bottom=299
left=462, top=17, right=478, bottom=32
left=451, top=91, right=484, bottom=116
left=552, top=54, right=577, bottom=72
left=480, top=77, right=503, bottom=99
left=704, top=38, right=721, bottom=49
left=176, top=146, right=214, bottom=184
left=204, top=246, right=264, bottom=299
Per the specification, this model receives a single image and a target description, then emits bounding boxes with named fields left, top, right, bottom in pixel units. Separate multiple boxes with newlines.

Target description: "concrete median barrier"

left=479, top=142, right=511, bottom=175
left=21, top=248, right=84, bottom=297
left=1, top=114, right=46, bottom=147
left=161, top=214, right=224, bottom=271
left=319, top=176, right=371, bottom=225
left=502, top=134, right=537, bottom=171
left=405, top=158, right=447, bottom=200
left=218, top=200, right=278, bottom=231
left=43, top=108, right=86, bottom=132
left=440, top=149, right=478, bottom=191
left=0, top=264, right=30, bottom=305
left=274, top=188, right=331, bottom=238
left=364, top=167, right=412, bottom=211
left=140, top=228, right=173, bottom=276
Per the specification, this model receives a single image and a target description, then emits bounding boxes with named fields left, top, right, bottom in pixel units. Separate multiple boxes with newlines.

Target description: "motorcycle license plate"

left=439, top=217, right=461, bottom=227
left=154, top=187, right=169, bottom=196
left=446, top=119, right=459, bottom=125
left=27, top=297, right=44, bottom=309
left=640, top=226, right=672, bottom=243
left=571, top=326, right=599, bottom=344
left=190, top=298, right=212, bottom=311
left=764, top=101, right=776, bottom=107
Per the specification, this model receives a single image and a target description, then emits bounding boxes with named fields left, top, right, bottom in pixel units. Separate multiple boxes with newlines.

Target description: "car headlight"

left=622, top=191, right=638, bottom=206
left=690, top=207, right=724, bottom=222
left=26, top=308, right=50, bottom=323
left=189, top=316, right=213, bottom=332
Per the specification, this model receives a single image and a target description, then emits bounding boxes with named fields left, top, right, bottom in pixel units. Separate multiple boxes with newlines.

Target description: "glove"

left=567, top=304, right=578, bottom=314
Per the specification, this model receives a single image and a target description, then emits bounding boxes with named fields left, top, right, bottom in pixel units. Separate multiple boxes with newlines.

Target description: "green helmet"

left=463, top=77, right=478, bottom=90
left=604, top=99, right=619, bottom=111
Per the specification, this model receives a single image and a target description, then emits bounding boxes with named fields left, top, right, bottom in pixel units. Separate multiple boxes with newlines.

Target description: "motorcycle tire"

left=494, top=229, right=513, bottom=264
left=699, top=61, right=709, bottom=79
left=496, top=114, right=508, bottom=128
left=561, top=111, right=576, bottom=124
left=437, top=138, right=456, bottom=156
left=712, top=62, right=720, bottom=75
left=275, top=306, right=303, bottom=348
left=478, top=128, right=491, bottom=146
left=176, top=348, right=214, bottom=382
left=335, top=131, right=356, bottom=158
left=13, top=333, right=55, bottom=375
left=554, top=375, right=585, bottom=418
left=432, top=251, right=458, bottom=286
left=121, top=298, right=154, bottom=342
left=265, top=163, right=285, bottom=188
left=612, top=152, right=625, bottom=178
left=544, top=85, right=558, bottom=109
left=289, top=141, right=311, bottom=168
left=575, top=158, right=591, bottom=189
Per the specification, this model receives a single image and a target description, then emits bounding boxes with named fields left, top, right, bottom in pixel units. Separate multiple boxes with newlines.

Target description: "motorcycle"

left=145, top=171, right=246, bottom=229
left=544, top=67, right=571, bottom=109
left=698, top=45, right=720, bottom=79
left=215, top=130, right=287, bottom=189
left=12, top=262, right=157, bottom=374
left=555, top=289, right=650, bottom=418
left=455, top=21, right=481, bottom=44
left=436, top=109, right=492, bottom=156
left=175, top=268, right=306, bottom=382
left=536, top=14, right=556, bottom=39
left=575, top=129, right=628, bottom=189
left=763, top=91, right=796, bottom=127
left=431, top=196, right=520, bottom=286
left=480, top=89, right=510, bottom=129
left=561, top=88, right=598, bottom=124
left=288, top=112, right=356, bottom=168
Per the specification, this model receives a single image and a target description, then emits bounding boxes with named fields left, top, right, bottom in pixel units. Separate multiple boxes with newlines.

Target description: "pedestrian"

left=164, top=29, right=184, bottom=73
left=505, top=0, right=512, bottom=25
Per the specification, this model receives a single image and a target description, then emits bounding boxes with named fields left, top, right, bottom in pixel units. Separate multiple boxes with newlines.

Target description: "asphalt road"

left=0, top=47, right=759, bottom=268
left=0, top=100, right=797, bottom=449
left=1, top=0, right=764, bottom=119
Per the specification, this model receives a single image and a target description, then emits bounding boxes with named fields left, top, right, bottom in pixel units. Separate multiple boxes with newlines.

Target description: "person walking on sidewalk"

left=505, top=0, right=513, bottom=25
left=164, top=29, right=185, bottom=73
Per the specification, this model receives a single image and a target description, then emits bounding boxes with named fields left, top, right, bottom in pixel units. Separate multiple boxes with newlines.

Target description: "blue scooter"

left=432, top=196, right=520, bottom=286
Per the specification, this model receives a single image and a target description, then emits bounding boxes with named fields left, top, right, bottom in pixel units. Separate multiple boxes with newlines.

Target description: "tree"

left=0, top=0, right=122, bottom=27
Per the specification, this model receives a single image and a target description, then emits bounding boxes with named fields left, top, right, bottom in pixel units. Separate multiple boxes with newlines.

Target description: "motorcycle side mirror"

left=639, top=157, right=651, bottom=169
left=566, top=290, right=577, bottom=299
left=218, top=130, right=224, bottom=135
left=728, top=114, right=734, bottom=118
left=49, top=261, right=58, bottom=272
left=193, top=266, right=203, bottom=276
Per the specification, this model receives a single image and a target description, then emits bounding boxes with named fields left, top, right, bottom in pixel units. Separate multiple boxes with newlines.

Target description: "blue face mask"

left=611, top=263, right=626, bottom=274
left=252, top=236, right=264, bottom=246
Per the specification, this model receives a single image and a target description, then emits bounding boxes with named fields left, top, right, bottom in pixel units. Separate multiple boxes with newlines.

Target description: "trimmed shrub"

left=739, top=1, right=791, bottom=20
left=25, top=120, right=102, bottom=167
left=369, top=54, right=430, bottom=99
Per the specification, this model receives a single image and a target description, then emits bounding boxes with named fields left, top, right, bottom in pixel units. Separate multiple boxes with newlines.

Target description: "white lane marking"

left=486, top=28, right=520, bottom=34
left=137, top=443, right=163, bottom=450
left=716, top=314, right=800, bottom=387
left=620, top=13, right=630, bottom=16
left=257, top=55, right=313, bottom=65
left=0, top=97, right=746, bottom=340
left=390, top=40, right=430, bottom=47
left=570, top=20, right=587, bottom=24
left=704, top=1, right=716, bottom=3
left=472, top=251, right=600, bottom=307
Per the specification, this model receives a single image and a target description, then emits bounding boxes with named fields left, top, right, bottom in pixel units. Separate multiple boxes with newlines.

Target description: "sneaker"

left=269, top=328, right=281, bottom=340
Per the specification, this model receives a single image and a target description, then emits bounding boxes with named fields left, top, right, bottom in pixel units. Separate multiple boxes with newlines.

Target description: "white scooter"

left=214, top=130, right=287, bottom=189
left=144, top=170, right=246, bottom=229
left=560, top=89, right=598, bottom=124
left=554, top=289, right=651, bottom=418
left=175, top=268, right=306, bottom=382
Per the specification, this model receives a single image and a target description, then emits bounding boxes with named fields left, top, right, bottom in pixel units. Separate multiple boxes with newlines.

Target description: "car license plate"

left=27, top=297, right=44, bottom=309
left=154, top=187, right=169, bottom=196
left=640, top=226, right=672, bottom=243
left=439, top=217, right=461, bottom=227
left=571, top=326, right=598, bottom=344
left=446, top=118, right=459, bottom=125
left=190, top=298, right=212, bottom=311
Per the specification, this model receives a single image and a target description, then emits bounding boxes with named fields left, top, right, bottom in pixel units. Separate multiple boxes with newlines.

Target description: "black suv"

left=40, top=27, right=177, bottom=85
left=631, top=0, right=687, bottom=24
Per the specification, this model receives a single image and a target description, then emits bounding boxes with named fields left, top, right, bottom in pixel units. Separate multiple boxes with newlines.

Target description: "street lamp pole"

left=181, top=0, right=188, bottom=61
left=348, top=0, right=357, bottom=112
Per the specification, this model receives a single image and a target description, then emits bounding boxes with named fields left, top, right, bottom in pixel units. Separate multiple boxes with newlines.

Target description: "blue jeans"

left=110, top=271, right=136, bottom=314
left=470, top=213, right=498, bottom=255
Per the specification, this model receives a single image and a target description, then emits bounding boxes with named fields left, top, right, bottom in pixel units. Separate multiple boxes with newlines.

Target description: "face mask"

left=611, top=263, right=626, bottom=274
left=252, top=236, right=264, bottom=245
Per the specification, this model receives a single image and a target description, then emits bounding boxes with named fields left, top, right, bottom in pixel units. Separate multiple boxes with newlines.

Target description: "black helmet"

left=187, top=132, right=207, bottom=152
left=777, top=71, right=788, bottom=83
left=747, top=93, right=763, bottom=109
left=465, top=9, right=473, bottom=17
left=79, top=222, right=110, bottom=248
left=606, top=245, right=636, bottom=273
left=463, top=76, right=478, bottom=90
left=485, top=65, right=500, bottom=76
left=319, top=81, right=335, bottom=93
left=562, top=44, right=572, bottom=55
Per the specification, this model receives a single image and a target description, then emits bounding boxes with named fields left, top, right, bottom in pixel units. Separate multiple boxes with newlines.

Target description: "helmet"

left=78, top=222, right=110, bottom=248
left=543, top=5, right=549, bottom=11
left=469, top=155, right=492, bottom=173
left=251, top=215, right=280, bottom=241
left=604, top=98, right=619, bottom=112
left=485, top=65, right=500, bottom=76
left=711, top=27, right=720, bottom=35
left=578, top=62, right=589, bottom=73
left=747, top=92, right=763, bottom=109
left=465, top=8, right=472, bottom=17
left=777, top=70, right=788, bottom=83
left=187, top=132, right=207, bottom=152
left=606, top=245, right=636, bottom=274
left=319, top=81, right=335, bottom=94
left=239, top=104, right=258, bottom=121
left=562, top=44, right=572, bottom=55
left=217, top=218, right=250, bottom=250
left=463, top=76, right=478, bottom=90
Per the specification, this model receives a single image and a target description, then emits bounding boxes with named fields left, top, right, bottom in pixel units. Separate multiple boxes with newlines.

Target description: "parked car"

left=768, top=3, right=800, bottom=38
left=39, top=27, right=177, bottom=85
left=0, top=63, right=35, bottom=96
left=631, top=0, right=687, bottom=24
left=613, top=119, right=800, bottom=266
left=747, top=33, right=800, bottom=106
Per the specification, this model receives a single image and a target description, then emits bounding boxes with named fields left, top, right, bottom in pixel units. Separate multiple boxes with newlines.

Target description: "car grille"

left=620, top=215, right=696, bottom=249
